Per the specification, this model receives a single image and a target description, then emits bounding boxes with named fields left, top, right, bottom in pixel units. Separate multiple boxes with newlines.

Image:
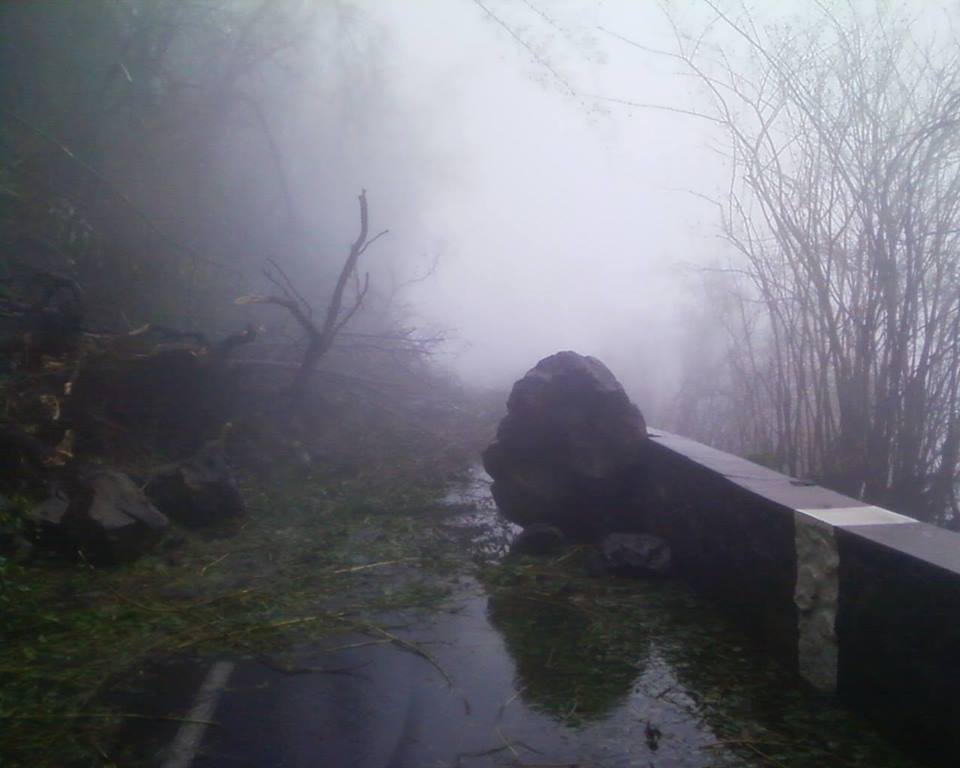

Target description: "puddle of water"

left=425, top=467, right=922, bottom=768
left=116, top=467, right=922, bottom=768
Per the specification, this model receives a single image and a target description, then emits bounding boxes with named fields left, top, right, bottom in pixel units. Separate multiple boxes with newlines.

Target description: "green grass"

left=0, top=470, right=467, bottom=768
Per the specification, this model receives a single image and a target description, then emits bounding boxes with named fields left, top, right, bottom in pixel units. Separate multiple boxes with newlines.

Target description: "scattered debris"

left=645, top=720, right=663, bottom=751
left=146, top=437, right=244, bottom=528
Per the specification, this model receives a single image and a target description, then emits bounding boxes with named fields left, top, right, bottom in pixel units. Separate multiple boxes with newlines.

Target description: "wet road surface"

left=132, top=584, right=739, bottom=768
left=113, top=468, right=920, bottom=768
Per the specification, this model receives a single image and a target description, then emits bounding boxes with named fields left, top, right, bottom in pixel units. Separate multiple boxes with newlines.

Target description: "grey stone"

left=27, top=472, right=169, bottom=563
left=68, top=471, right=170, bottom=562
left=145, top=439, right=244, bottom=528
left=27, top=492, right=69, bottom=527
left=597, top=533, right=671, bottom=577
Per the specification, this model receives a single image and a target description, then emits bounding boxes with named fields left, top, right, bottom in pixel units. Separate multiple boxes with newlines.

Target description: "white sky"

left=330, top=2, right=742, bottom=412
left=274, top=0, right=953, bottom=418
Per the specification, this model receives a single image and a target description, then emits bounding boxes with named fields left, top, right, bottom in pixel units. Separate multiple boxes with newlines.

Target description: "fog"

left=5, top=0, right=958, bottom=519
left=303, top=1, right=734, bottom=415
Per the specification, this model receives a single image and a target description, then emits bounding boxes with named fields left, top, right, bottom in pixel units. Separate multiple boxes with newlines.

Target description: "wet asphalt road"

left=111, top=469, right=917, bottom=768
left=133, top=582, right=732, bottom=768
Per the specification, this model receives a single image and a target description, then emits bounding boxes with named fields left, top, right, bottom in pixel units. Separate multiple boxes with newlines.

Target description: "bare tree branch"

left=238, top=190, right=389, bottom=396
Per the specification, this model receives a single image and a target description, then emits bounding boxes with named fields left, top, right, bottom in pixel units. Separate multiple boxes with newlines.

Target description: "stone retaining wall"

left=641, top=429, right=960, bottom=766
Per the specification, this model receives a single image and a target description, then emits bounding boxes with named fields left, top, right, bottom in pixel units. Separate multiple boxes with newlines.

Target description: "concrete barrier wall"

left=640, top=429, right=960, bottom=765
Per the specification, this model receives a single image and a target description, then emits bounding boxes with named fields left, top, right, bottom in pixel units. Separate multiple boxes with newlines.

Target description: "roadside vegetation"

left=0, top=5, right=491, bottom=762
left=1, top=391, right=494, bottom=767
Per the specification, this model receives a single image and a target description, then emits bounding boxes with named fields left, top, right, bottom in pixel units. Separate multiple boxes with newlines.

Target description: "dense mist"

left=5, top=0, right=960, bottom=509
left=341, top=1, right=733, bottom=413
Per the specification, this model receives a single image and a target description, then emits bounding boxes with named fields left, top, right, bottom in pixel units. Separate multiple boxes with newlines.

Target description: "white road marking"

left=161, top=661, right=234, bottom=768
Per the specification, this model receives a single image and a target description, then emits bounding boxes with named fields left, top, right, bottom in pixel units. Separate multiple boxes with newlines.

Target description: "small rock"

left=69, top=471, right=169, bottom=562
left=645, top=720, right=662, bottom=751
left=511, top=524, right=566, bottom=556
left=146, top=439, right=244, bottom=528
left=597, top=532, right=671, bottom=578
left=27, top=471, right=170, bottom=563
left=27, top=492, right=69, bottom=528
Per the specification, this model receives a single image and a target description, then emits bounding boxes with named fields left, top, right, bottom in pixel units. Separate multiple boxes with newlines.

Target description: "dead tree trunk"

left=239, top=190, right=387, bottom=397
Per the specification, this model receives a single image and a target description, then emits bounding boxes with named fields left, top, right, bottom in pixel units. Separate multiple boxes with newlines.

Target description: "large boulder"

left=28, top=471, right=169, bottom=563
left=145, top=438, right=244, bottom=528
left=483, top=351, right=649, bottom=539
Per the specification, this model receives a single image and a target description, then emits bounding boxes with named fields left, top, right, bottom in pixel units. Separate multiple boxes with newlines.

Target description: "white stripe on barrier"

left=797, top=505, right=915, bottom=527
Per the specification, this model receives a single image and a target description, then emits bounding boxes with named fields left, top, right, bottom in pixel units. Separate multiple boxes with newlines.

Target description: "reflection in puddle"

left=440, top=466, right=921, bottom=768
left=487, top=590, right=646, bottom=725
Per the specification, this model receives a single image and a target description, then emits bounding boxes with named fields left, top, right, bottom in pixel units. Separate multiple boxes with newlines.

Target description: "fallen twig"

left=331, top=558, right=419, bottom=575
left=256, top=656, right=370, bottom=677
left=173, top=611, right=342, bottom=650
left=497, top=726, right=522, bottom=760
left=321, top=638, right=392, bottom=653
left=200, top=553, right=230, bottom=576
left=701, top=739, right=796, bottom=749
left=496, top=684, right=527, bottom=721
left=0, top=713, right=219, bottom=726
left=742, top=742, right=791, bottom=768
left=344, top=618, right=453, bottom=686
left=546, top=546, right=586, bottom=568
